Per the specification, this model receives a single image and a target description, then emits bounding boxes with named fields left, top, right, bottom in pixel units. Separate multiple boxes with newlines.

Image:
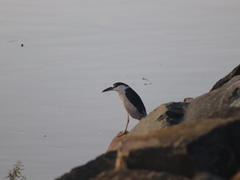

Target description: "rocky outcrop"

left=57, top=65, right=240, bottom=180
left=115, top=116, right=240, bottom=178
left=58, top=114, right=240, bottom=180
left=93, top=171, right=225, bottom=180
left=107, top=94, right=211, bottom=152
left=106, top=132, right=129, bottom=152
left=107, top=102, right=189, bottom=152
left=183, top=75, right=240, bottom=122
left=92, top=170, right=190, bottom=180
left=210, top=64, right=240, bottom=91
left=130, top=102, right=189, bottom=135
left=58, top=151, right=116, bottom=180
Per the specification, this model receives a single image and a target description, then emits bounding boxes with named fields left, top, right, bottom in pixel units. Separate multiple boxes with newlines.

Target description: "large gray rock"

left=130, top=102, right=189, bottom=135
left=57, top=151, right=116, bottom=180
left=58, top=114, right=240, bottom=180
left=57, top=65, right=240, bottom=180
left=208, top=107, right=240, bottom=119
left=92, top=170, right=224, bottom=180
left=116, top=116, right=240, bottom=178
left=231, top=171, right=240, bottom=180
left=210, top=64, right=240, bottom=91
left=92, top=170, right=189, bottom=180
left=183, top=75, right=240, bottom=122
left=193, top=173, right=224, bottom=180
left=106, top=131, right=129, bottom=152
left=106, top=102, right=189, bottom=152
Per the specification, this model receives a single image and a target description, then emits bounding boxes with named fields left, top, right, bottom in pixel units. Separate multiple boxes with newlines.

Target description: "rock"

left=183, top=97, right=194, bottom=103
left=208, top=107, right=240, bottom=119
left=115, top=116, right=240, bottom=178
left=210, top=64, right=240, bottom=91
left=106, top=131, right=129, bottom=152
left=92, top=170, right=225, bottom=180
left=130, top=102, right=189, bottom=135
left=57, top=151, right=116, bottom=180
left=106, top=102, right=189, bottom=152
left=58, top=65, right=240, bottom=180
left=231, top=99, right=240, bottom=107
left=193, top=173, right=224, bottom=180
left=231, top=171, right=240, bottom=180
left=58, top=114, right=240, bottom=180
left=92, top=169, right=189, bottom=180
left=183, top=75, right=240, bottom=122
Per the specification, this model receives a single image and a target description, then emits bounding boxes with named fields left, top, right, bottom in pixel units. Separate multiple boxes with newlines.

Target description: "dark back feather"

left=125, top=87, right=147, bottom=117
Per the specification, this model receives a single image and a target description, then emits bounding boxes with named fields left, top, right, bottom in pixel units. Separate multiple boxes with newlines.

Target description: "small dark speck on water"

left=142, top=78, right=152, bottom=85
left=21, top=44, right=24, bottom=47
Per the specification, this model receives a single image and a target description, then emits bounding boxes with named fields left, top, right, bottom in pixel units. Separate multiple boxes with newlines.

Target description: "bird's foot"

left=117, top=130, right=129, bottom=137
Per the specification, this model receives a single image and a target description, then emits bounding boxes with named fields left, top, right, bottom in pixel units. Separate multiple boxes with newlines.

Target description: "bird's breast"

left=118, top=94, right=144, bottom=120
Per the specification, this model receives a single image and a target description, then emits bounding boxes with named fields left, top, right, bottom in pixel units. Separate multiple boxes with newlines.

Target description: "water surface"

left=1, top=0, right=240, bottom=179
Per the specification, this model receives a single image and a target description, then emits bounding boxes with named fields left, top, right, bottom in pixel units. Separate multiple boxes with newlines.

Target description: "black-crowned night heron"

left=102, top=82, right=147, bottom=134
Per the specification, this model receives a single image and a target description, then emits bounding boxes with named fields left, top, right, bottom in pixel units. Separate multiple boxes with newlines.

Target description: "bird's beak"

left=102, top=86, right=113, bottom=92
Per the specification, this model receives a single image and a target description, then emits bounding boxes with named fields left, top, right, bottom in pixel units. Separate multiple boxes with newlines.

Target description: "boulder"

left=231, top=171, right=240, bottom=180
left=92, top=169, right=189, bottom=180
left=106, top=132, right=128, bottom=152
left=106, top=102, right=189, bottom=152
left=130, top=102, right=189, bottom=135
left=92, top=170, right=225, bottom=180
left=58, top=114, right=240, bottom=180
left=57, top=151, right=116, bottom=180
left=57, top=65, right=240, bottom=180
left=208, top=107, right=240, bottom=119
left=210, top=64, right=240, bottom=91
left=183, top=75, right=240, bottom=122
left=193, top=173, right=224, bottom=180
left=115, top=116, right=240, bottom=178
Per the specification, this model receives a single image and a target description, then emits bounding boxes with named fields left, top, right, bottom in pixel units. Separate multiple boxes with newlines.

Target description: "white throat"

left=113, top=85, right=129, bottom=96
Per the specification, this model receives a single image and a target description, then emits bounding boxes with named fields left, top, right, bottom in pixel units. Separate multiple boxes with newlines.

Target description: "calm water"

left=1, top=0, right=240, bottom=179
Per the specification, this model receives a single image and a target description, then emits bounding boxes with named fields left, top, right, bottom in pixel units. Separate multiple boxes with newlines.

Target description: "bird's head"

left=102, top=82, right=129, bottom=94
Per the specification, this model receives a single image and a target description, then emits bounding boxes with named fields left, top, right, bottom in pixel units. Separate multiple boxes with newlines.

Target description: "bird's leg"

left=123, top=113, right=130, bottom=134
left=118, top=113, right=130, bottom=137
